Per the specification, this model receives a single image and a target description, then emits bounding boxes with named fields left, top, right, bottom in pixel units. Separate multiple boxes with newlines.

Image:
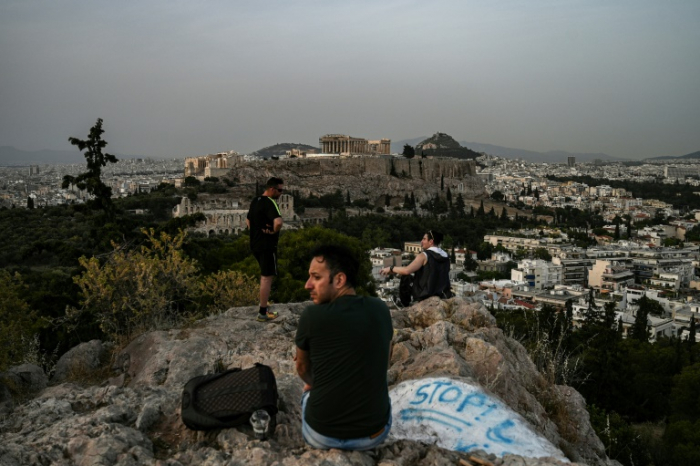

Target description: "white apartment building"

left=510, top=259, right=562, bottom=291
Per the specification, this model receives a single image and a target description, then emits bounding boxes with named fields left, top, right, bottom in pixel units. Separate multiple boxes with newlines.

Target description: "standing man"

left=295, top=245, right=393, bottom=450
left=246, top=177, right=284, bottom=322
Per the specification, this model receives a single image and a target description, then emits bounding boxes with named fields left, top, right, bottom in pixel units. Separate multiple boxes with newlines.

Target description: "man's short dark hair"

left=266, top=177, right=283, bottom=189
left=427, top=230, right=444, bottom=245
left=310, top=244, right=359, bottom=288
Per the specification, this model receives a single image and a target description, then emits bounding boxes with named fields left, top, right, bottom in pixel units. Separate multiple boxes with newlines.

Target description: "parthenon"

left=319, top=134, right=391, bottom=156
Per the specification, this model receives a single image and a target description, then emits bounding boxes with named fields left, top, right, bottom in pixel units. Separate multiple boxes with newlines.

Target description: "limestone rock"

left=0, top=299, right=618, bottom=466
left=0, top=363, right=48, bottom=416
left=52, top=339, right=108, bottom=384
left=4, top=363, right=48, bottom=394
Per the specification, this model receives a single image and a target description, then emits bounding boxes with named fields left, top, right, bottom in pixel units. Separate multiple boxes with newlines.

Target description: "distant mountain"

left=646, top=150, right=700, bottom=161
left=413, top=133, right=480, bottom=160
left=250, top=143, right=318, bottom=159
left=0, top=146, right=152, bottom=166
left=392, top=139, right=620, bottom=163
left=460, top=142, right=619, bottom=164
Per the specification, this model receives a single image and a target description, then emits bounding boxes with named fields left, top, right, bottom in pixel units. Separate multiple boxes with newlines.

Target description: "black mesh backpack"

left=181, top=363, right=279, bottom=431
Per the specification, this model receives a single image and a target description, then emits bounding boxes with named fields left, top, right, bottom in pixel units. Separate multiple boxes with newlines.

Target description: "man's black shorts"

left=254, top=250, right=278, bottom=276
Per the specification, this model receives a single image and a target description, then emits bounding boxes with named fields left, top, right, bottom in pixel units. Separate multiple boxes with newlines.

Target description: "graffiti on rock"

left=389, top=378, right=567, bottom=460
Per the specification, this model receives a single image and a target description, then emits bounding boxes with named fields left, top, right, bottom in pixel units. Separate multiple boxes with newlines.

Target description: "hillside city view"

left=4, top=1, right=700, bottom=464
left=3, top=132, right=700, bottom=466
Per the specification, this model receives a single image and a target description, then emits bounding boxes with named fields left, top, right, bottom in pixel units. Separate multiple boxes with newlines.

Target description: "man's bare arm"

left=294, top=347, right=313, bottom=391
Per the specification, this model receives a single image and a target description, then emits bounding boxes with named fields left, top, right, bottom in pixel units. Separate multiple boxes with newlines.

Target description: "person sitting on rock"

left=380, top=229, right=452, bottom=305
left=294, top=244, right=393, bottom=450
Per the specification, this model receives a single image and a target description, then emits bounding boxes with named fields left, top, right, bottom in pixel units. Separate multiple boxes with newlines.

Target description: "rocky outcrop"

left=231, top=157, right=486, bottom=204
left=52, top=339, right=110, bottom=384
left=0, top=364, right=48, bottom=416
left=0, top=298, right=617, bottom=466
left=416, top=133, right=481, bottom=160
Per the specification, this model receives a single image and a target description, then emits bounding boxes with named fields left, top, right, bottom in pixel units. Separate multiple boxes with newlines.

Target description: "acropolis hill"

left=186, top=154, right=485, bottom=202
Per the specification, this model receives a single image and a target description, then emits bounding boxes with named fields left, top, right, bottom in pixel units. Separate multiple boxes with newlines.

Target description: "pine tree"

left=632, top=305, right=650, bottom=342
left=61, top=118, right=118, bottom=219
left=689, top=317, right=697, bottom=345
left=584, top=289, right=599, bottom=325
left=689, top=317, right=697, bottom=364
left=454, top=193, right=465, bottom=217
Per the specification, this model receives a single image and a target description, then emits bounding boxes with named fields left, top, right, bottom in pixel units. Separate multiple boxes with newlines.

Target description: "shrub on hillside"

left=0, top=271, right=39, bottom=371
left=65, top=228, right=257, bottom=341
left=193, top=270, right=258, bottom=314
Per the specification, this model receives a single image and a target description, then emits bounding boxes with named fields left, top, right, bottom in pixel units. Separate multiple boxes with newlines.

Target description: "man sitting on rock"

left=380, top=229, right=452, bottom=305
left=294, top=244, right=393, bottom=450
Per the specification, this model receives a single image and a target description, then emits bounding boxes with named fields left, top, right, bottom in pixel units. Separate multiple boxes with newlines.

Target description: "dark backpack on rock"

left=399, top=250, right=452, bottom=306
left=398, top=274, right=414, bottom=306
left=181, top=363, right=279, bottom=432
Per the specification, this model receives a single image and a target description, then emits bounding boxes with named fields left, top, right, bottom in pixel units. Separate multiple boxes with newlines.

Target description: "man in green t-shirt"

left=295, top=244, right=393, bottom=450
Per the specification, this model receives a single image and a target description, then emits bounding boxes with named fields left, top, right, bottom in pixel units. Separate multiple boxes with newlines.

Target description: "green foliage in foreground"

left=0, top=271, right=40, bottom=371
left=64, top=228, right=258, bottom=342
left=492, top=303, right=700, bottom=466
left=224, top=226, right=377, bottom=304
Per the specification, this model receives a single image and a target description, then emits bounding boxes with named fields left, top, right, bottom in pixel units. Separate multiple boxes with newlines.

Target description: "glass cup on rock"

left=250, top=409, right=271, bottom=439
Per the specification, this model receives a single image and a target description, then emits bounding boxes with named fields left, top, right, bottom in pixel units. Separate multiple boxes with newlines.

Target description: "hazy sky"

left=1, top=0, right=699, bottom=159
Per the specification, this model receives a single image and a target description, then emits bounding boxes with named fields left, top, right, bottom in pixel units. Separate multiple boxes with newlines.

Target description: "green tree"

left=0, top=271, right=39, bottom=371
left=27, top=196, right=34, bottom=209
left=402, top=144, right=415, bottom=158
left=533, top=247, right=552, bottom=261
left=320, top=190, right=345, bottom=210
left=670, top=361, right=700, bottom=422
left=641, top=295, right=664, bottom=316
left=490, top=190, right=504, bottom=202
left=61, top=118, right=118, bottom=218
left=66, top=228, right=258, bottom=341
left=477, top=200, right=485, bottom=216
left=184, top=176, right=201, bottom=187
left=274, top=227, right=377, bottom=303
left=588, top=405, right=654, bottom=466
left=688, top=318, right=697, bottom=362
left=454, top=193, right=466, bottom=217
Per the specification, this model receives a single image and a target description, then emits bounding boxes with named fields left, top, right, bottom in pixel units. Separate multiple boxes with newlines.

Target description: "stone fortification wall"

left=229, top=156, right=485, bottom=205
left=233, top=157, right=476, bottom=181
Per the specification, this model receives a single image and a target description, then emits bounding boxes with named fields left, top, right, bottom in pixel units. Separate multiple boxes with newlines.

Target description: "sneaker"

left=257, top=311, right=279, bottom=322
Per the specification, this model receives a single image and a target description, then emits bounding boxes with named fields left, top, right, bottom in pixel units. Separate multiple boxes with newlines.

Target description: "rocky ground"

left=0, top=297, right=618, bottom=466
